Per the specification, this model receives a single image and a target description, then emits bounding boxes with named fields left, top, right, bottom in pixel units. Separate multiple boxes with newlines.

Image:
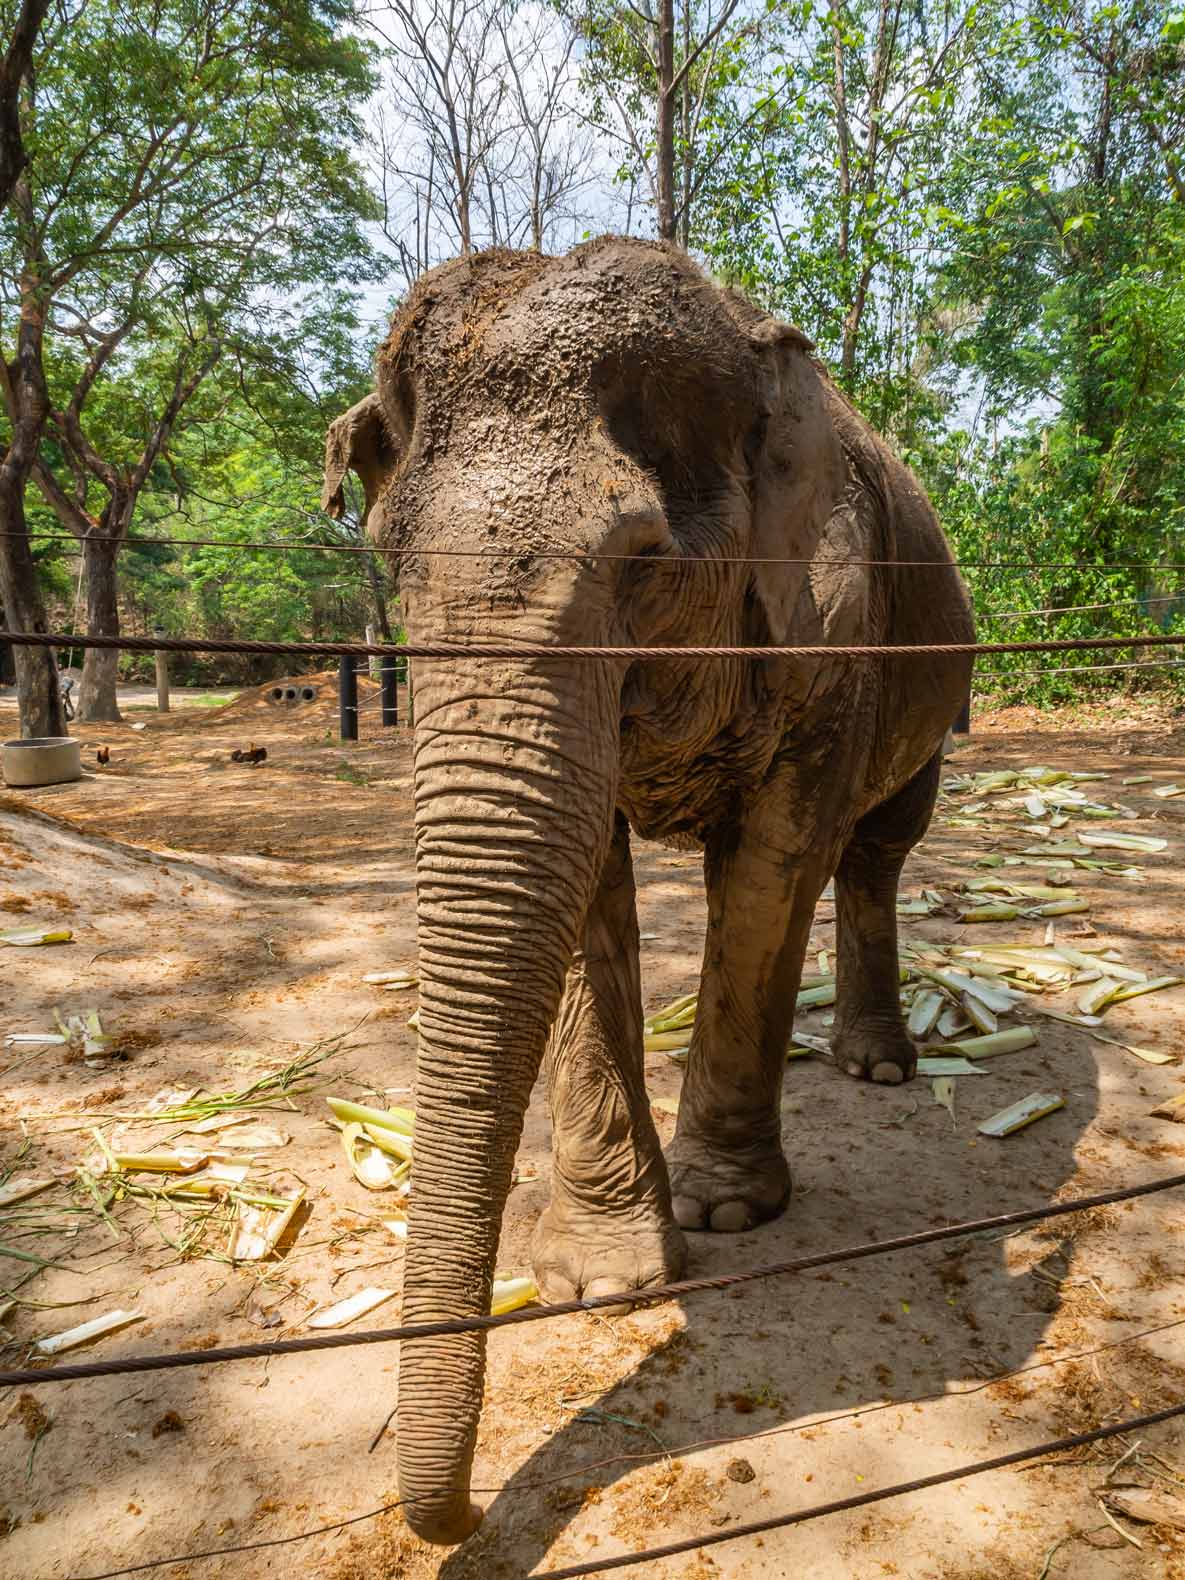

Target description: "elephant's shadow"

left=434, top=1045, right=1097, bottom=1576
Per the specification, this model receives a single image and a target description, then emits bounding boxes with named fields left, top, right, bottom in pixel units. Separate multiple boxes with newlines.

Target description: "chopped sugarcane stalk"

left=1076, top=830, right=1167, bottom=854
left=1105, top=975, right=1182, bottom=1005
left=921, top=967, right=1021, bottom=1013
left=342, top=1124, right=399, bottom=1189
left=645, top=1029, right=697, bottom=1052
left=916, top=1057, right=987, bottom=1076
left=227, top=1188, right=305, bottom=1262
left=361, top=1122, right=414, bottom=1161
left=929, top=1026, right=1038, bottom=1058
left=36, top=1309, right=144, bottom=1354
left=907, top=990, right=945, bottom=1039
left=307, top=1287, right=396, bottom=1329
left=491, top=1276, right=539, bottom=1315
left=111, top=1149, right=209, bottom=1174
left=0, top=927, right=73, bottom=947
left=960, top=992, right=998, bottom=1035
left=647, top=1002, right=697, bottom=1033
left=977, top=1092, right=1064, bottom=1137
left=1077, top=978, right=1125, bottom=1016
left=1029, top=898, right=1089, bottom=917
left=936, top=1005, right=971, bottom=1039
left=326, top=1097, right=415, bottom=1136
left=1050, top=946, right=1145, bottom=982
left=788, top=1032, right=830, bottom=1055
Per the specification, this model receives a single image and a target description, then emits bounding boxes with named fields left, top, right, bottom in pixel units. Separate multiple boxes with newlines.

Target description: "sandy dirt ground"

left=3, top=684, right=1185, bottom=1580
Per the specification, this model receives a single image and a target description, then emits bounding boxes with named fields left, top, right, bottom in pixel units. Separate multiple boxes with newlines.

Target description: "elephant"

left=323, top=236, right=974, bottom=1547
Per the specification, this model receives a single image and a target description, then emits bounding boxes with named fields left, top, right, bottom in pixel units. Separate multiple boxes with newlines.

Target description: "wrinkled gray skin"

left=324, top=238, right=973, bottom=1546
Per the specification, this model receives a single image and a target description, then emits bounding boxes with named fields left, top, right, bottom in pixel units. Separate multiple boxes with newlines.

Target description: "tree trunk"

left=78, top=535, right=122, bottom=723
left=841, top=263, right=875, bottom=387
left=678, top=0, right=692, bottom=247
left=655, top=0, right=677, bottom=241
left=0, top=475, right=63, bottom=738
left=0, top=175, right=62, bottom=738
left=0, top=0, right=49, bottom=214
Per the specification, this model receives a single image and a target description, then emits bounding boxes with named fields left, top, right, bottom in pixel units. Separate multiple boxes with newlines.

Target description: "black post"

left=953, top=694, right=971, bottom=736
left=380, top=653, right=399, bottom=727
left=339, top=654, right=359, bottom=742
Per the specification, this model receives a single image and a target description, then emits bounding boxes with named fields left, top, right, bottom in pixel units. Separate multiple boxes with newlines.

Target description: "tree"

left=693, top=0, right=990, bottom=415
left=0, top=0, right=60, bottom=737
left=927, top=0, right=1185, bottom=642
left=570, top=0, right=766, bottom=245
left=372, top=0, right=595, bottom=284
left=0, top=0, right=378, bottom=722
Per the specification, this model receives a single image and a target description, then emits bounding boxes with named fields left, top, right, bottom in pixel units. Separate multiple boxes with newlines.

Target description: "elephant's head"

left=337, top=239, right=845, bottom=1545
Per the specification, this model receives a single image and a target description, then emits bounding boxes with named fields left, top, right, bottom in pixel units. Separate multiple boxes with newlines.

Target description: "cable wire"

left=6, top=627, right=1185, bottom=664
left=977, top=657, right=1185, bottom=682
left=10, top=526, right=1185, bottom=573
left=990, top=592, right=1185, bottom=622
left=4, top=1171, right=1182, bottom=1390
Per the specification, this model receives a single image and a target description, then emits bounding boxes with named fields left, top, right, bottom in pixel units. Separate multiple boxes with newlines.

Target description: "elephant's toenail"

left=709, top=1200, right=751, bottom=1232
left=871, top=1061, right=906, bottom=1084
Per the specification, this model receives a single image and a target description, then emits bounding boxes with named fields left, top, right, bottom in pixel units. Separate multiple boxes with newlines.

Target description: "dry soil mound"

left=211, top=669, right=379, bottom=725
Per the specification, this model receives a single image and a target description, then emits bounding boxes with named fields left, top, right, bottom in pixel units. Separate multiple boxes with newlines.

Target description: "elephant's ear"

left=744, top=319, right=847, bottom=645
left=321, top=393, right=401, bottom=523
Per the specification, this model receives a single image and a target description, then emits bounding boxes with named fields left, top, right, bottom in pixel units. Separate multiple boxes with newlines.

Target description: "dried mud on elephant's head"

left=367, top=239, right=799, bottom=587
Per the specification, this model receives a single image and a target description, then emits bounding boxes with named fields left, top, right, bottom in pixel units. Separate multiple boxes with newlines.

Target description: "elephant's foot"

left=531, top=1189, right=686, bottom=1306
left=832, top=1016, right=917, bottom=1085
left=666, top=1130, right=791, bottom=1233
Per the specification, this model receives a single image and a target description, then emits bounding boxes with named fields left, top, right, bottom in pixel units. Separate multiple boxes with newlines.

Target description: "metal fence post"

left=380, top=653, right=399, bottom=727
left=339, top=654, right=359, bottom=742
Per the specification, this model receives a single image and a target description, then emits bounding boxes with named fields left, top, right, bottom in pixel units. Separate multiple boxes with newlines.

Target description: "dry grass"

left=609, top=1459, right=717, bottom=1544
left=9, top=1394, right=49, bottom=1441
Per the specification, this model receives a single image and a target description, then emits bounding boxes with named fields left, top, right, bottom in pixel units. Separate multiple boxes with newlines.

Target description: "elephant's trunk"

left=397, top=658, right=620, bottom=1544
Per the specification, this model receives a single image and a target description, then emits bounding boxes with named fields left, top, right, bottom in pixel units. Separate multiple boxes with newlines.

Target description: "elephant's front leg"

left=668, top=770, right=843, bottom=1233
left=531, top=815, right=687, bottom=1303
left=832, top=753, right=942, bottom=1084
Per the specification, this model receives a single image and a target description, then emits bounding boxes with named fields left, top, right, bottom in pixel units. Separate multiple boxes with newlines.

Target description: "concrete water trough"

left=2, top=736, right=83, bottom=788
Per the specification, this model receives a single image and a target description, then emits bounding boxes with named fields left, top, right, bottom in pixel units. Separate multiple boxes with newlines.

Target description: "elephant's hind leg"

left=832, top=753, right=942, bottom=1084
left=667, top=768, right=843, bottom=1234
left=531, top=815, right=687, bottom=1303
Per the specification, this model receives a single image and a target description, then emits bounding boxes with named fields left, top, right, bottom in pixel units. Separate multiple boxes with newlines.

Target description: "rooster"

left=96, top=746, right=110, bottom=766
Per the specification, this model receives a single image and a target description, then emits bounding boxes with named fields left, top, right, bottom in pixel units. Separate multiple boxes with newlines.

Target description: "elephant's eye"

left=743, top=413, right=769, bottom=473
